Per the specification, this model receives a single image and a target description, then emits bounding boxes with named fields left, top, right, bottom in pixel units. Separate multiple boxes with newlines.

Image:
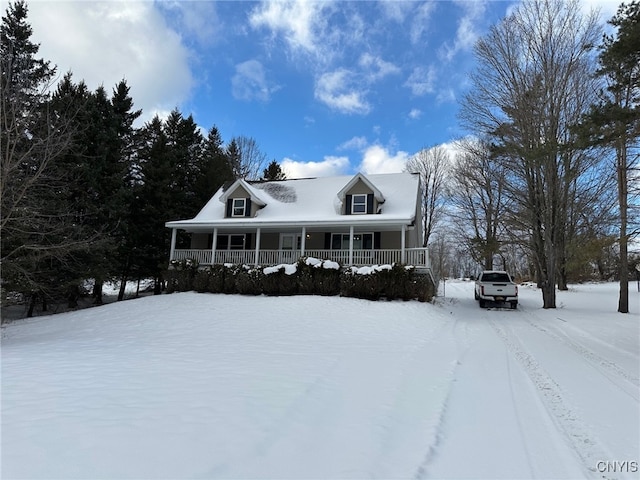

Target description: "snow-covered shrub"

left=297, top=257, right=341, bottom=296
left=166, top=259, right=199, bottom=293
left=206, top=264, right=227, bottom=293
left=340, top=267, right=380, bottom=300
left=340, top=264, right=434, bottom=302
left=262, top=264, right=298, bottom=296
left=193, top=268, right=212, bottom=293
left=164, top=259, right=435, bottom=302
left=234, top=266, right=263, bottom=295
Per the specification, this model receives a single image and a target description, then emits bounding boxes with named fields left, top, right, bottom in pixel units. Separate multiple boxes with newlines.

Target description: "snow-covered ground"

left=2, top=281, right=638, bottom=479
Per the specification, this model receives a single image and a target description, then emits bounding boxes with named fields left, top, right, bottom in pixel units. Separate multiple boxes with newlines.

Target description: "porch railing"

left=172, top=248, right=430, bottom=268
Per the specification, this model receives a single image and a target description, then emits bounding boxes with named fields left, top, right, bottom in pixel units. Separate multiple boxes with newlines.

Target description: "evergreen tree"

left=163, top=109, right=205, bottom=219
left=226, top=138, right=242, bottom=178
left=576, top=1, right=640, bottom=312
left=133, top=116, right=173, bottom=293
left=109, top=80, right=142, bottom=302
left=194, top=126, right=234, bottom=205
left=0, top=1, right=91, bottom=313
left=262, top=160, right=286, bottom=181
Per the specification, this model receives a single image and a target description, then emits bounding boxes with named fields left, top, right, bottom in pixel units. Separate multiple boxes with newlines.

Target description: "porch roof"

left=166, top=172, right=419, bottom=232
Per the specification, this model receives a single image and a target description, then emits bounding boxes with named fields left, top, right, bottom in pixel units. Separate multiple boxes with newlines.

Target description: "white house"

left=165, top=172, right=430, bottom=270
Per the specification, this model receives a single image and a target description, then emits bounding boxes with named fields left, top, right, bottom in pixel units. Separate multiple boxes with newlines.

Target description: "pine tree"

left=576, top=1, right=640, bottom=313
left=194, top=126, right=234, bottom=205
left=0, top=1, right=90, bottom=313
left=262, top=160, right=286, bottom=181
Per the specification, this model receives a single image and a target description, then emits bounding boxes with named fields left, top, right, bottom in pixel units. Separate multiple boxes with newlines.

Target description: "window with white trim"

left=351, top=194, right=367, bottom=214
left=331, top=233, right=373, bottom=250
left=280, top=234, right=302, bottom=250
left=232, top=198, right=246, bottom=217
left=217, top=234, right=245, bottom=250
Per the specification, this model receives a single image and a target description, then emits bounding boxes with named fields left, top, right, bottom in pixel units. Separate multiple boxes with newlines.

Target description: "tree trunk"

left=93, top=280, right=103, bottom=305
left=27, top=293, right=37, bottom=318
left=541, top=280, right=556, bottom=309
left=117, top=273, right=128, bottom=301
left=557, top=264, right=568, bottom=291
left=542, top=228, right=558, bottom=309
left=617, top=144, right=629, bottom=313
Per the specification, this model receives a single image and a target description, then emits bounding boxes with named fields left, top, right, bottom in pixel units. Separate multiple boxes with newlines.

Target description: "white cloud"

left=408, top=108, right=422, bottom=120
left=582, top=0, right=619, bottom=22
left=315, top=69, right=370, bottom=115
left=358, top=53, right=401, bottom=82
left=338, top=136, right=368, bottom=151
left=440, top=0, right=487, bottom=61
left=404, top=66, right=436, bottom=96
left=358, top=145, right=410, bottom=174
left=158, top=1, right=222, bottom=46
left=378, top=1, right=414, bottom=23
left=282, top=156, right=350, bottom=178
left=28, top=2, right=193, bottom=124
left=232, top=59, right=279, bottom=102
left=410, top=2, right=437, bottom=45
left=249, top=0, right=334, bottom=63
left=436, top=88, right=456, bottom=104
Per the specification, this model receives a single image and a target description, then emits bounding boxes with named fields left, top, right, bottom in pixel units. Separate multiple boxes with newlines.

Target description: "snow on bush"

left=304, top=257, right=340, bottom=270
left=264, top=264, right=298, bottom=275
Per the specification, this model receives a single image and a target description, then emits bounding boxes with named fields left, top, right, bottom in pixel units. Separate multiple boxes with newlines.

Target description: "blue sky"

left=24, top=0, right=618, bottom=178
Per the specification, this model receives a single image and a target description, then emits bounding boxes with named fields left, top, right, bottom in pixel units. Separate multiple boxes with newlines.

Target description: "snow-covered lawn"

left=2, top=282, right=638, bottom=479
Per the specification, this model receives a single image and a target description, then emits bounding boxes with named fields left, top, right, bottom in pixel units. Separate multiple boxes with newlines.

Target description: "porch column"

left=170, top=228, right=177, bottom=261
left=211, top=227, right=218, bottom=264
left=301, top=226, right=306, bottom=257
left=401, top=224, right=406, bottom=264
left=255, top=228, right=261, bottom=266
left=349, top=225, right=354, bottom=265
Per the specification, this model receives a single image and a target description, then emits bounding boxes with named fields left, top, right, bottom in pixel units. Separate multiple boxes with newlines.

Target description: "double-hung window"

left=280, top=234, right=302, bottom=250
left=331, top=233, right=373, bottom=250
left=351, top=194, right=367, bottom=214
left=217, top=234, right=245, bottom=250
left=232, top=198, right=246, bottom=217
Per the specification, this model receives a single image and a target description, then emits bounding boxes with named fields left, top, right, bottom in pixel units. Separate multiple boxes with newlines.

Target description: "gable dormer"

left=219, top=179, right=267, bottom=218
left=337, top=173, right=385, bottom=215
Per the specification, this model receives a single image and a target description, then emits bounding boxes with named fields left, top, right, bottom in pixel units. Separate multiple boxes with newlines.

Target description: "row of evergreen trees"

left=1, top=1, right=284, bottom=316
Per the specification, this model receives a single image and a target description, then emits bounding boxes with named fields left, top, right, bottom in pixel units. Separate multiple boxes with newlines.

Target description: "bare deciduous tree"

left=459, top=0, right=601, bottom=308
left=230, top=135, right=268, bottom=180
left=449, top=138, right=508, bottom=270
left=405, top=145, right=449, bottom=247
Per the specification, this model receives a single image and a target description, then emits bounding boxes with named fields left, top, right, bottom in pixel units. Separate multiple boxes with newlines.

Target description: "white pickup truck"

left=474, top=270, right=518, bottom=309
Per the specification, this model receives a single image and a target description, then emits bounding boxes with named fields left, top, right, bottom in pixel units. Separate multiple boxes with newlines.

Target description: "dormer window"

left=351, top=194, right=367, bottom=214
left=232, top=198, right=246, bottom=217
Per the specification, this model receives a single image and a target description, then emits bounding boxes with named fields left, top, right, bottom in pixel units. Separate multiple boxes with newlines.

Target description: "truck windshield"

left=483, top=272, right=511, bottom=282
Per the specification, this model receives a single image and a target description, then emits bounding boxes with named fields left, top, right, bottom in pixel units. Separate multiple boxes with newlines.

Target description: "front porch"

left=170, top=247, right=430, bottom=268
left=168, top=223, right=431, bottom=270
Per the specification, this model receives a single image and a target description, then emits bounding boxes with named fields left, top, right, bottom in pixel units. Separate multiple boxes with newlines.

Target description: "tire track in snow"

left=488, top=317, right=612, bottom=476
left=412, top=317, right=473, bottom=480
left=517, top=306, right=639, bottom=402
left=503, top=345, right=536, bottom=476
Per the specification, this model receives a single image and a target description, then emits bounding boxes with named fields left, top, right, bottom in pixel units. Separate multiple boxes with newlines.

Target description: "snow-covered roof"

left=219, top=178, right=267, bottom=207
left=166, top=172, right=420, bottom=231
left=336, top=172, right=385, bottom=203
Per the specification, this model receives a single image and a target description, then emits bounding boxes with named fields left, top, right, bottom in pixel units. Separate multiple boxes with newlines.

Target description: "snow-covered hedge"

left=166, top=257, right=434, bottom=302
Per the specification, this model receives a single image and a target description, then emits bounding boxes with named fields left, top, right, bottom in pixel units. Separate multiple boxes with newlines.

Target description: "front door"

left=280, top=234, right=302, bottom=263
